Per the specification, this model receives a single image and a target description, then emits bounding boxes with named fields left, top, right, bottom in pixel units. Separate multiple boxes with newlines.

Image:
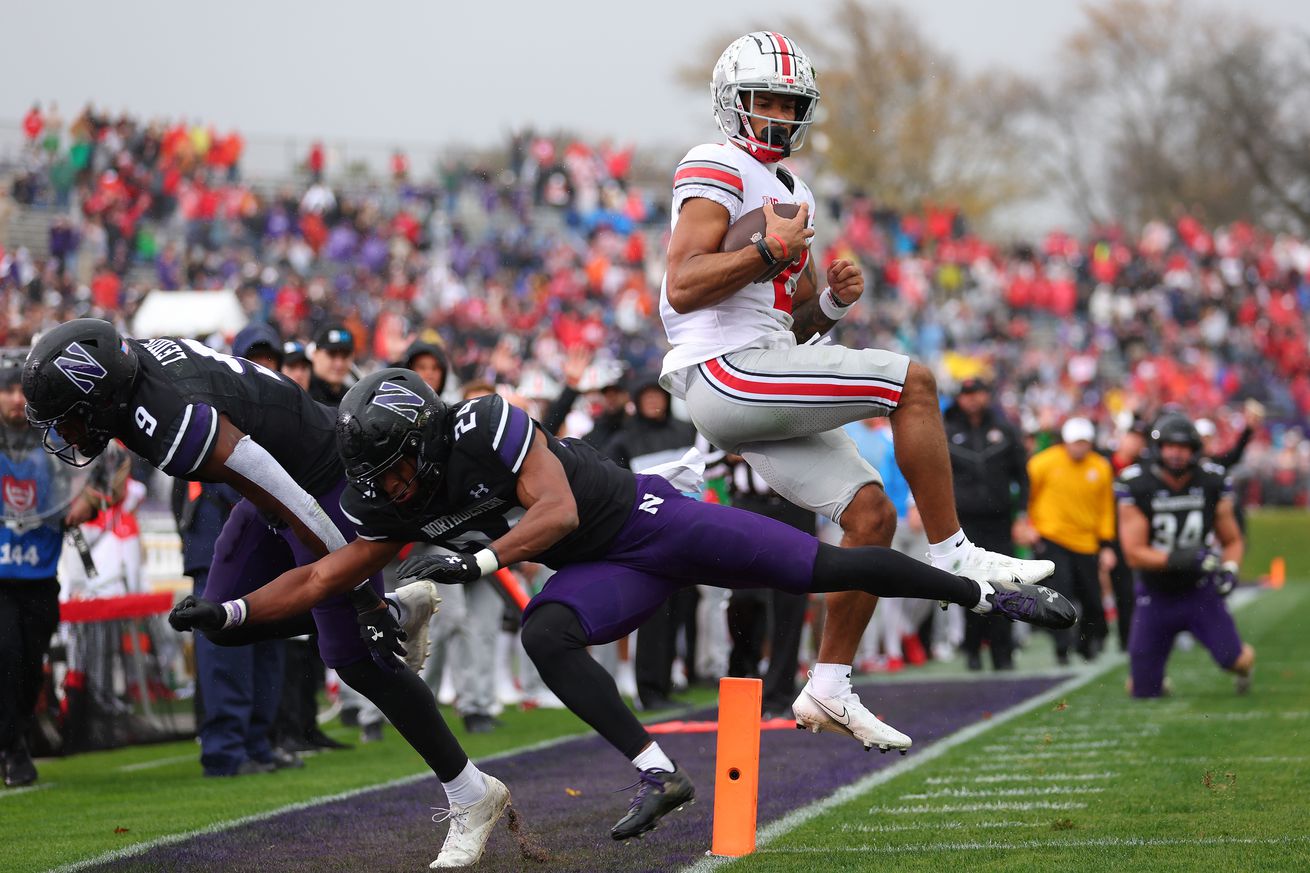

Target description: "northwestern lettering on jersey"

left=1150, top=492, right=1205, bottom=512
left=421, top=498, right=506, bottom=538
left=370, top=380, right=425, bottom=423
left=53, top=342, right=108, bottom=394
left=140, top=338, right=188, bottom=367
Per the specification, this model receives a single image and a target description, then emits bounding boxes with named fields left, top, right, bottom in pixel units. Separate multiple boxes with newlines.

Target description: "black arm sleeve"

left=540, top=386, right=580, bottom=437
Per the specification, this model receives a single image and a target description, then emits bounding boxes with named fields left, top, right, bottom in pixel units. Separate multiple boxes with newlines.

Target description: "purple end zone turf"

left=90, top=676, right=1061, bottom=873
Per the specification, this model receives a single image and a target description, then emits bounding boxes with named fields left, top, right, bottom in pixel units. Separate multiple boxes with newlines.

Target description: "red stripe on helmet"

left=771, top=32, right=792, bottom=77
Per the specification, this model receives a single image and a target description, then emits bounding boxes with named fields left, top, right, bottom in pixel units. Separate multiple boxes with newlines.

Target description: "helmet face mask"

left=22, top=319, right=138, bottom=467
left=27, top=401, right=110, bottom=467
left=712, top=32, right=820, bottom=163
left=1149, top=413, right=1203, bottom=478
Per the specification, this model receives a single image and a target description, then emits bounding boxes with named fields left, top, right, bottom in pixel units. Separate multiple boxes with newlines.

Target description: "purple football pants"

left=522, top=475, right=818, bottom=644
left=201, top=477, right=383, bottom=668
left=1128, top=578, right=1244, bottom=698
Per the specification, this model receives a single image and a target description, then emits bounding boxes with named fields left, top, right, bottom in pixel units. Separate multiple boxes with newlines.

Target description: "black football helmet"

left=1149, top=412, right=1202, bottom=476
left=23, top=319, right=139, bottom=466
left=337, top=367, right=452, bottom=507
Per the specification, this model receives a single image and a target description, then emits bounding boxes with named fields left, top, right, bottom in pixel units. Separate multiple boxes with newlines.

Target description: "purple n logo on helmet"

left=53, top=342, right=108, bottom=394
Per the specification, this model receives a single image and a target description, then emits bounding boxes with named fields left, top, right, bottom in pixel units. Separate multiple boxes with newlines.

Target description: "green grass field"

left=3, top=510, right=1307, bottom=872
left=718, top=516, right=1310, bottom=872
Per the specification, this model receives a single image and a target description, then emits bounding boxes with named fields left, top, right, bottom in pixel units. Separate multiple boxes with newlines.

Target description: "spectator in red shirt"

left=22, top=104, right=44, bottom=143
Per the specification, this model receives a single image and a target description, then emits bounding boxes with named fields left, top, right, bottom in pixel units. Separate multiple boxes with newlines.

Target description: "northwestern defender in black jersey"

left=186, top=368, right=1077, bottom=842
left=1116, top=413, right=1255, bottom=698
left=23, top=320, right=507, bottom=868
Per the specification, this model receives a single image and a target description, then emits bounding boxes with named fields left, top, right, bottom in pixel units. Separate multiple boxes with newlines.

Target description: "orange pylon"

left=1269, top=557, right=1286, bottom=589
left=710, top=677, right=762, bottom=857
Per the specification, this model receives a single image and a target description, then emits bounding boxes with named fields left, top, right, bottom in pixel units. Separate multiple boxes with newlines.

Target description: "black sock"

left=336, top=659, right=468, bottom=782
left=522, top=603, right=651, bottom=760
left=811, top=543, right=983, bottom=607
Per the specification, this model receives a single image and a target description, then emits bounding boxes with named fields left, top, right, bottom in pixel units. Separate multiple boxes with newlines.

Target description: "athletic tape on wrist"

left=221, top=598, right=248, bottom=629
left=474, top=548, right=500, bottom=578
left=819, top=286, right=853, bottom=321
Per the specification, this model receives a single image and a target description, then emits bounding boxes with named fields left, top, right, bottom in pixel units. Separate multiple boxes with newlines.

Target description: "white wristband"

left=474, top=548, right=501, bottom=578
left=818, top=286, right=854, bottom=321
left=221, top=598, right=249, bottom=629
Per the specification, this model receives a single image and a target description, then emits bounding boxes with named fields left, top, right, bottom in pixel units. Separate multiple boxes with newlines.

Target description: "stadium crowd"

left=2, top=100, right=1308, bottom=779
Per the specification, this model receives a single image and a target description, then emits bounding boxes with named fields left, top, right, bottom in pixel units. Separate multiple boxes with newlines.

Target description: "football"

left=721, top=202, right=803, bottom=282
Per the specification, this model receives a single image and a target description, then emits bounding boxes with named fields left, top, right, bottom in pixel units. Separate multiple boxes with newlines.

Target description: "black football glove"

left=395, top=551, right=482, bottom=585
left=169, top=595, right=226, bottom=633
left=347, top=586, right=407, bottom=673
left=1206, top=561, right=1240, bottom=597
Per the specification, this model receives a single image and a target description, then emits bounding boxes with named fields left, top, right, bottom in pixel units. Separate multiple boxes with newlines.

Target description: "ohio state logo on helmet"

left=370, top=380, right=425, bottom=423
left=53, top=342, right=109, bottom=394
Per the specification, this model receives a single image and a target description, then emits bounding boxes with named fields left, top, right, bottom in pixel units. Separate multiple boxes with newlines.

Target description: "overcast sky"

left=2, top=0, right=1305, bottom=231
left=5, top=0, right=1305, bottom=149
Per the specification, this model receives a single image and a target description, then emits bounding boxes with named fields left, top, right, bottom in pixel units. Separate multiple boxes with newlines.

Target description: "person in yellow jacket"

left=1027, top=418, right=1116, bottom=664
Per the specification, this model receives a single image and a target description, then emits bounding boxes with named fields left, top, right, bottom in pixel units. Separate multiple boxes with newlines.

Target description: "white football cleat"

left=395, top=581, right=441, bottom=673
left=430, top=775, right=510, bottom=868
left=938, top=543, right=1055, bottom=586
left=793, top=676, right=912, bottom=754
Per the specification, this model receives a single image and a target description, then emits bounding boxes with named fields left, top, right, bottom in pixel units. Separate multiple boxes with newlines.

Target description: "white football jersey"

left=658, top=140, right=816, bottom=398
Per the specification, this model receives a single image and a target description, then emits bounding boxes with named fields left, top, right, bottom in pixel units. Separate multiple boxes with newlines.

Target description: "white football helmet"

left=712, top=32, right=820, bottom=163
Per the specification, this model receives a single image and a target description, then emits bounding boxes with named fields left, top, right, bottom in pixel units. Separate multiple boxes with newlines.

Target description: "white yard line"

left=759, top=834, right=1310, bottom=855
left=116, top=754, right=198, bottom=773
left=869, top=801, right=1090, bottom=814
left=682, top=656, right=1121, bottom=873
left=924, top=771, right=1117, bottom=785
left=837, top=820, right=1047, bottom=834
left=900, top=785, right=1105, bottom=800
left=1, top=782, right=54, bottom=799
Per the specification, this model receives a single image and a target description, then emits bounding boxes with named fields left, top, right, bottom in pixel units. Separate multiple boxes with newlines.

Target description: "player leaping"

left=659, top=32, right=1056, bottom=752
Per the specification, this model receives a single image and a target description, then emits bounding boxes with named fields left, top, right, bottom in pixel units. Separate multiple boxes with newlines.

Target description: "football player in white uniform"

left=659, top=32, right=1055, bottom=752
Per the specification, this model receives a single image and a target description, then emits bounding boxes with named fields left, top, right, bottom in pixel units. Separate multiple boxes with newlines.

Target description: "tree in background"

left=677, top=1, right=1040, bottom=226
left=678, top=0, right=1310, bottom=234
left=1037, top=0, right=1310, bottom=232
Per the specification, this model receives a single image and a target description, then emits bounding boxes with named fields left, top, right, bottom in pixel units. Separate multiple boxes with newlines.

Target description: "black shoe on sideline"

left=265, top=747, right=305, bottom=770
left=637, top=694, right=678, bottom=712
left=305, top=728, right=352, bottom=750
left=2, top=740, right=37, bottom=788
left=462, top=714, right=501, bottom=734
left=611, top=766, right=695, bottom=840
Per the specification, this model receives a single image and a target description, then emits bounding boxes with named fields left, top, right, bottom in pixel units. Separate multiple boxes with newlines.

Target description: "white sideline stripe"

left=0, top=783, right=54, bottom=799
left=117, top=754, right=197, bottom=773
left=681, top=655, right=1121, bottom=873
left=46, top=730, right=592, bottom=873
left=759, top=834, right=1310, bottom=855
